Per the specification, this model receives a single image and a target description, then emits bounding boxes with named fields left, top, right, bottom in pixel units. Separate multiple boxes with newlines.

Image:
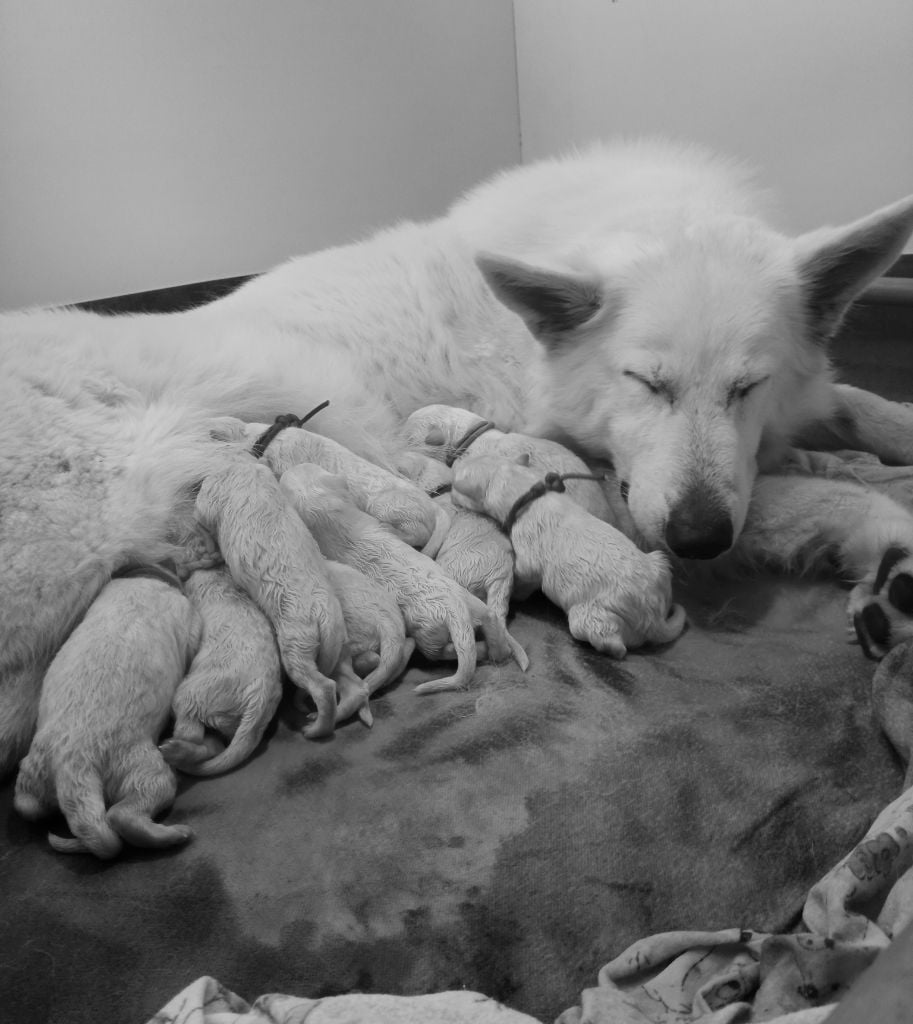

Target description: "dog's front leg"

left=797, top=384, right=913, bottom=466
left=733, top=473, right=913, bottom=657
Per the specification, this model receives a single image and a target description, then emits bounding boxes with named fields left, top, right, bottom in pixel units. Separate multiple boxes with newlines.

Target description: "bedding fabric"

left=1, top=303, right=912, bottom=1024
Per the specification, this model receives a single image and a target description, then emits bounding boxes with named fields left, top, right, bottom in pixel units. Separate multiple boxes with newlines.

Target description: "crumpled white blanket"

left=147, top=976, right=540, bottom=1023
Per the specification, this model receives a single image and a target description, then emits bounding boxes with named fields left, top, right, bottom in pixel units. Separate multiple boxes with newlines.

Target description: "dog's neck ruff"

left=250, top=400, right=331, bottom=459
left=446, top=420, right=497, bottom=467
left=112, top=560, right=184, bottom=592
left=502, top=471, right=606, bottom=535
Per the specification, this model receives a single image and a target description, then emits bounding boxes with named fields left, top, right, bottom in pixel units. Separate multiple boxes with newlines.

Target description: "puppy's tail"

left=414, top=613, right=477, bottom=694
left=173, top=697, right=276, bottom=776
left=647, top=601, right=688, bottom=646
left=420, top=504, right=452, bottom=559
left=48, top=769, right=122, bottom=859
left=361, top=636, right=416, bottom=696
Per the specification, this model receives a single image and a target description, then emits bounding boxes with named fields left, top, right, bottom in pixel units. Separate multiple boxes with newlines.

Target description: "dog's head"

left=477, top=195, right=913, bottom=557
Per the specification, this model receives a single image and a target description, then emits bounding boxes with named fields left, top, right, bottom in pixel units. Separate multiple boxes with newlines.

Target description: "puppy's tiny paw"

left=848, top=545, right=913, bottom=659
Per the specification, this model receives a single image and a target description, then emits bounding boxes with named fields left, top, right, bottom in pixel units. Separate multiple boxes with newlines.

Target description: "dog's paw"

left=848, top=545, right=913, bottom=659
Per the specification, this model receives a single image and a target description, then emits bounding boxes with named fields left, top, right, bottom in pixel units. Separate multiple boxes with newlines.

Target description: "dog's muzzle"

left=664, top=488, right=734, bottom=560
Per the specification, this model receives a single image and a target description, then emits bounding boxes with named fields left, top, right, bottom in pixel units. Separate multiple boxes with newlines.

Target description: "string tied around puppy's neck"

left=503, top=471, right=606, bottom=535
left=250, top=400, right=331, bottom=459
left=445, top=419, right=497, bottom=466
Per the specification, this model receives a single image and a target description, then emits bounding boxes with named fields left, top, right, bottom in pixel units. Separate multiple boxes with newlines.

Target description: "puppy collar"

left=503, top=471, right=605, bottom=535
left=112, top=560, right=185, bottom=592
left=250, top=400, right=331, bottom=459
left=445, top=419, right=497, bottom=466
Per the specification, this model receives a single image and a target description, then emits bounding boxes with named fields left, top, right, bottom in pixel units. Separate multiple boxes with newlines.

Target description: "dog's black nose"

left=664, top=497, right=734, bottom=560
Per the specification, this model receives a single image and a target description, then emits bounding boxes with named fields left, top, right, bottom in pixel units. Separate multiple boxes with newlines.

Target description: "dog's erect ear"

left=795, top=194, right=913, bottom=342
left=476, top=253, right=603, bottom=343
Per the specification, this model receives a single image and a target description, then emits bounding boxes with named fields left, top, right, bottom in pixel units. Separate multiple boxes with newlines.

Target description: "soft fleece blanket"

left=2, top=309, right=912, bottom=1023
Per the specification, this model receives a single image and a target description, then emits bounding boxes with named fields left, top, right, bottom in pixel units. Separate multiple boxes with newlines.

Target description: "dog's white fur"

left=279, top=463, right=523, bottom=693
left=3, top=139, right=913, bottom=774
left=194, top=458, right=369, bottom=736
left=14, top=575, right=201, bottom=858
left=452, top=454, right=687, bottom=658
left=160, top=567, right=283, bottom=776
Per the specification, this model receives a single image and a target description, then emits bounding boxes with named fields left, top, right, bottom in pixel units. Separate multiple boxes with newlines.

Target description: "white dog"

left=14, top=569, right=201, bottom=858
left=451, top=454, right=686, bottom=657
left=3, top=139, right=913, bottom=774
left=194, top=458, right=370, bottom=737
left=160, top=567, right=283, bottom=776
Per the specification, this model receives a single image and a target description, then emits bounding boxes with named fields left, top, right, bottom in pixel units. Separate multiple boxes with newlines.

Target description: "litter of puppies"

left=13, top=403, right=687, bottom=858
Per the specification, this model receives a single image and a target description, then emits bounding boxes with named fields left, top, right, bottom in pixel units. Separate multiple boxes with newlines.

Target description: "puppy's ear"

left=795, top=194, right=913, bottom=342
left=515, top=452, right=532, bottom=467
left=424, top=427, right=446, bottom=446
left=476, top=253, right=604, bottom=345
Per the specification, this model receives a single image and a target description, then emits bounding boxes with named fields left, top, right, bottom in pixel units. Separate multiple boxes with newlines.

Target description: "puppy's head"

left=451, top=453, right=538, bottom=520
left=476, top=193, right=913, bottom=557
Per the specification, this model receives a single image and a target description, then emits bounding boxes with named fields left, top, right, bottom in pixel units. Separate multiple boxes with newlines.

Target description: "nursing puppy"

left=280, top=463, right=524, bottom=693
left=431, top=493, right=529, bottom=672
left=5, top=141, right=913, bottom=776
left=324, top=560, right=416, bottom=696
left=160, top=567, right=282, bottom=776
left=194, top=457, right=369, bottom=736
left=451, top=454, right=686, bottom=658
left=259, top=424, right=451, bottom=557
left=14, top=570, right=201, bottom=858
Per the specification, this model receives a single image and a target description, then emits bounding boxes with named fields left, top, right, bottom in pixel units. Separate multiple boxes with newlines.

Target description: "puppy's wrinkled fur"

left=160, top=567, right=282, bottom=776
left=452, top=455, right=686, bottom=658
left=14, top=575, right=201, bottom=858
left=325, top=560, right=416, bottom=695
left=261, top=426, right=451, bottom=557
left=280, top=463, right=524, bottom=693
left=404, top=404, right=615, bottom=525
left=194, top=457, right=368, bottom=737
left=432, top=493, right=529, bottom=671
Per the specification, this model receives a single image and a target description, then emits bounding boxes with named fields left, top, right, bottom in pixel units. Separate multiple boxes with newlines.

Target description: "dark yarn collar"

left=502, top=471, right=605, bottom=534
left=112, top=560, right=184, bottom=592
left=445, top=419, right=497, bottom=466
left=250, top=400, right=331, bottom=459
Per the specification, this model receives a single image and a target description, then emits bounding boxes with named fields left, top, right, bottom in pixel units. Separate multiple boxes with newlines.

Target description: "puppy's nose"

left=664, top=491, right=734, bottom=560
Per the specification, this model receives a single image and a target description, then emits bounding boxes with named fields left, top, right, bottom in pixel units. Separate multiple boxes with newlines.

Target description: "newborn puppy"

left=325, top=560, right=416, bottom=695
left=280, top=463, right=525, bottom=694
left=159, top=567, right=282, bottom=776
left=259, top=424, right=451, bottom=556
left=195, top=457, right=369, bottom=737
left=403, top=403, right=614, bottom=523
left=14, top=569, right=202, bottom=859
left=432, top=493, right=529, bottom=671
left=451, top=454, right=687, bottom=658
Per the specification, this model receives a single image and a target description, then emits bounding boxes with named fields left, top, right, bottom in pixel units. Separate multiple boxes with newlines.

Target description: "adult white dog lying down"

left=3, top=139, right=913, bottom=776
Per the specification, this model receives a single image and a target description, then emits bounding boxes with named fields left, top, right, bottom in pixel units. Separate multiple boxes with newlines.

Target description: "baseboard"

left=73, top=274, right=253, bottom=316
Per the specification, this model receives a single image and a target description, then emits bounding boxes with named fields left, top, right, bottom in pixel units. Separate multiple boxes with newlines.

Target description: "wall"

left=514, top=0, right=913, bottom=245
left=0, top=0, right=519, bottom=309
